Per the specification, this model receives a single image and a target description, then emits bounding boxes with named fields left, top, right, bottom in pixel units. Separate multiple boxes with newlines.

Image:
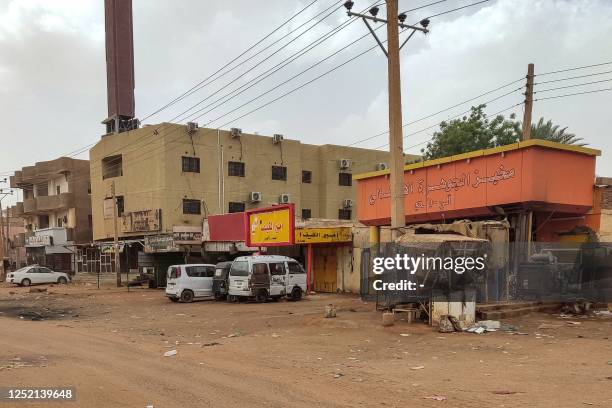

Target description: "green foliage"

left=421, top=105, right=520, bottom=160
left=529, top=117, right=585, bottom=146
left=420, top=105, right=586, bottom=160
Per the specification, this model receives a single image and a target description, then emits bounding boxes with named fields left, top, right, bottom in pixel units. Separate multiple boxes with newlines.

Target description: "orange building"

left=354, top=140, right=602, bottom=242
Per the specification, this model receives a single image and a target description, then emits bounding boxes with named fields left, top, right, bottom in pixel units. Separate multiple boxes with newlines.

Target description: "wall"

left=356, top=141, right=599, bottom=226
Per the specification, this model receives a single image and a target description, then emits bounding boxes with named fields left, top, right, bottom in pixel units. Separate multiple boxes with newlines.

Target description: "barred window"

left=302, top=170, right=312, bottom=184
left=183, top=199, right=201, bottom=215
left=228, top=161, right=245, bottom=177
left=272, top=166, right=287, bottom=181
left=228, top=202, right=245, bottom=213
left=339, top=172, right=352, bottom=186
left=182, top=156, right=200, bottom=173
left=301, top=208, right=312, bottom=219
left=338, top=209, right=351, bottom=220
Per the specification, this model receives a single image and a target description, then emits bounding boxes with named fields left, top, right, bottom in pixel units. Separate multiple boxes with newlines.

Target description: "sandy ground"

left=0, top=283, right=611, bottom=408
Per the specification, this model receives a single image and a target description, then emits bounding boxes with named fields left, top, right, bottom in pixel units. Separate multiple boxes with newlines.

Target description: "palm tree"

left=529, top=117, right=586, bottom=146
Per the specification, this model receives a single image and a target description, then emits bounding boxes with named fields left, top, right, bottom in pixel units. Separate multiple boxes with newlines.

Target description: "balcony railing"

left=20, top=192, right=75, bottom=214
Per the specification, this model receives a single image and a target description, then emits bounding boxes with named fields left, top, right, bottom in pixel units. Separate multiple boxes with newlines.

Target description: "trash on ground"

left=202, top=342, right=220, bottom=347
left=325, top=304, right=337, bottom=318
left=423, top=395, right=447, bottom=401
left=410, top=366, right=425, bottom=370
left=163, top=350, right=177, bottom=357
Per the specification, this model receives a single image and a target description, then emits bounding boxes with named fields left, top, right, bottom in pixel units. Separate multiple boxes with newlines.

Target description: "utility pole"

left=0, top=187, right=13, bottom=280
left=521, top=63, right=535, bottom=140
left=344, top=1, right=429, bottom=239
left=386, top=0, right=405, bottom=238
left=111, top=181, right=121, bottom=287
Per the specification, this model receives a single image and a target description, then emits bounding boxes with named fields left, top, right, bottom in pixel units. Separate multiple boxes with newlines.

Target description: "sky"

left=1, top=0, right=611, bottom=206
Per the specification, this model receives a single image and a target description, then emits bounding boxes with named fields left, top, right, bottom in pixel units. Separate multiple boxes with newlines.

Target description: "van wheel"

left=21, top=278, right=31, bottom=287
left=290, top=287, right=302, bottom=301
left=180, top=290, right=194, bottom=303
left=255, top=289, right=268, bottom=303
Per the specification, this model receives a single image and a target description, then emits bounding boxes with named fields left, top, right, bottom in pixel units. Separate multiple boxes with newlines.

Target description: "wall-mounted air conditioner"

left=273, top=134, right=284, bottom=144
left=250, top=192, right=262, bottom=203
left=342, top=199, right=353, bottom=208
left=338, top=159, right=351, bottom=170
left=230, top=127, right=242, bottom=138
left=279, top=194, right=290, bottom=204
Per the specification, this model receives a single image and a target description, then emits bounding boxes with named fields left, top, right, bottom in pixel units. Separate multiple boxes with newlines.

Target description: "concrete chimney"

left=103, top=0, right=137, bottom=134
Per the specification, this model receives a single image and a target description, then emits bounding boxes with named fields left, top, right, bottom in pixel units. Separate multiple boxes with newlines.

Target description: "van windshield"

left=229, top=261, right=249, bottom=277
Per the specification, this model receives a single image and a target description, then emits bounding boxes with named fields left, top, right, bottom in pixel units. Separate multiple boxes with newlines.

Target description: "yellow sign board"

left=295, top=227, right=352, bottom=244
left=246, top=204, right=294, bottom=247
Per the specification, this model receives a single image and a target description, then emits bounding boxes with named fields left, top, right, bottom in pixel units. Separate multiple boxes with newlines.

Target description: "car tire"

left=57, top=277, right=68, bottom=284
left=21, top=278, right=31, bottom=287
left=180, top=290, right=194, bottom=303
left=169, top=297, right=179, bottom=303
left=290, top=287, right=302, bottom=301
left=255, top=289, right=268, bottom=303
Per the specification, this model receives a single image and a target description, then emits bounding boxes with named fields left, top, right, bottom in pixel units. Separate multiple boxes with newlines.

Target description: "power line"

left=401, top=0, right=449, bottom=14
left=534, top=78, right=612, bottom=94
left=537, top=61, right=612, bottom=76
left=165, top=1, right=345, bottom=122
left=534, top=87, right=612, bottom=102
left=424, top=0, right=490, bottom=19
left=141, top=0, right=322, bottom=122
left=535, top=69, right=612, bottom=85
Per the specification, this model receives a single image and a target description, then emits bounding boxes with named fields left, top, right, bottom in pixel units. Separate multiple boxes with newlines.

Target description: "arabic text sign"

left=295, top=227, right=352, bottom=244
left=246, top=204, right=295, bottom=247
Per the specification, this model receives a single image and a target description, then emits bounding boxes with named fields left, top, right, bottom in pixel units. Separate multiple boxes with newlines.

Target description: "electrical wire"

left=537, top=61, right=612, bottom=76
left=424, top=0, right=490, bottom=19
left=141, top=0, right=323, bottom=122
left=534, top=78, right=612, bottom=94
left=534, top=87, right=612, bottom=102
left=535, top=69, right=612, bottom=85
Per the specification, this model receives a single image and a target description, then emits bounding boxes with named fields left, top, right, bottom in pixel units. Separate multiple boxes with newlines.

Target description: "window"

left=338, top=209, right=351, bottom=220
left=183, top=199, right=201, bottom=215
left=270, top=263, right=286, bottom=276
left=102, top=155, right=123, bottom=179
left=56, top=186, right=61, bottom=195
left=339, top=172, right=352, bottom=186
left=288, top=262, right=306, bottom=274
left=228, top=161, right=245, bottom=177
left=272, top=165, right=287, bottom=181
left=228, top=202, right=245, bottom=213
left=168, top=267, right=180, bottom=279
left=301, top=208, right=312, bottom=219
left=182, top=156, right=200, bottom=173
left=36, top=183, right=48, bottom=197
left=186, top=265, right=215, bottom=277
left=229, top=261, right=249, bottom=277
left=252, top=263, right=269, bottom=276
left=116, top=196, right=124, bottom=217
left=57, top=217, right=63, bottom=227
left=88, top=215, right=93, bottom=229
left=302, top=170, right=312, bottom=184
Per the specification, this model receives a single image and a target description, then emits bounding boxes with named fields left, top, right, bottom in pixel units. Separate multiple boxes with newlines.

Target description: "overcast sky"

left=1, top=0, right=611, bottom=206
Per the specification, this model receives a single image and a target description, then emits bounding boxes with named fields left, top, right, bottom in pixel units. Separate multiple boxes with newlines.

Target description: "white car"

left=5, top=265, right=71, bottom=286
left=165, top=264, right=216, bottom=303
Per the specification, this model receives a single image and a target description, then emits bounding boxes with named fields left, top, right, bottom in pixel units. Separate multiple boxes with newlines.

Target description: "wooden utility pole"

left=521, top=63, right=535, bottom=140
left=0, top=200, right=5, bottom=280
left=111, top=181, right=121, bottom=287
left=386, top=0, right=406, bottom=238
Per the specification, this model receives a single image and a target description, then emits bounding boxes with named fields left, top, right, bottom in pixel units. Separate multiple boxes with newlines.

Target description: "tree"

left=421, top=105, right=520, bottom=160
left=528, top=117, right=585, bottom=146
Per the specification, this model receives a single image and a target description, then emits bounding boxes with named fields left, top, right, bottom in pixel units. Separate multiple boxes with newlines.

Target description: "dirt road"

left=1, top=283, right=611, bottom=407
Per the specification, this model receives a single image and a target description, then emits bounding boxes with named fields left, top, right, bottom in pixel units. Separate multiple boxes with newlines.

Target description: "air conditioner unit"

left=375, top=162, right=388, bottom=171
left=186, top=122, right=198, bottom=134
left=272, top=134, right=284, bottom=144
left=250, top=192, right=262, bottom=203
left=230, top=127, right=242, bottom=138
left=279, top=194, right=290, bottom=204
left=343, top=199, right=353, bottom=208
left=338, top=159, right=351, bottom=170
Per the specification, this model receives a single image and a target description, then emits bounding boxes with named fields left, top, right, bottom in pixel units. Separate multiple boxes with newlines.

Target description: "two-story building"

left=10, top=157, right=93, bottom=272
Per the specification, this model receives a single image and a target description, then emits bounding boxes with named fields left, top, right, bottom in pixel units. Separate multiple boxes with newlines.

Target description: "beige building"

left=90, top=123, right=418, bottom=242
left=10, top=157, right=92, bottom=272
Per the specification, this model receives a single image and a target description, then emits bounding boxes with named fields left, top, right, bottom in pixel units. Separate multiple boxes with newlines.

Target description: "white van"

left=165, top=264, right=216, bottom=303
left=228, top=255, right=307, bottom=302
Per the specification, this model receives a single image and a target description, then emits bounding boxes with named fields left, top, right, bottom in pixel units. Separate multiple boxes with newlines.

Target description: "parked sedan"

left=5, top=265, right=71, bottom=286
